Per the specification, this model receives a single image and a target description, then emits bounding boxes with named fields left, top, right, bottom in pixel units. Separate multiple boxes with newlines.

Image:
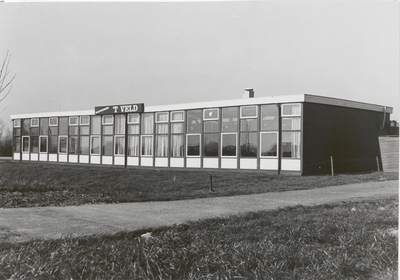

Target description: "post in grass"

left=209, top=173, right=214, bottom=192
left=330, top=156, right=334, bottom=177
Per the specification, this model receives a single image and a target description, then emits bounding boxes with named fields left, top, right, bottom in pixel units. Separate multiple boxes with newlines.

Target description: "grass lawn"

left=0, top=197, right=397, bottom=279
left=0, top=161, right=398, bottom=208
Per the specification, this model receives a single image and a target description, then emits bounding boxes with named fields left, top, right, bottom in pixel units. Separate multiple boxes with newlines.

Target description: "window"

left=80, top=126, right=90, bottom=135
left=40, top=118, right=49, bottom=135
left=187, top=134, right=201, bottom=156
left=49, top=118, right=58, bottom=126
left=102, top=136, right=113, bottom=156
left=282, top=132, right=301, bottom=158
left=156, top=112, right=169, bottom=123
left=69, top=117, right=78, bottom=126
left=69, top=136, right=78, bottom=154
left=282, top=118, right=301, bottom=130
left=171, top=111, right=184, bottom=122
left=49, top=136, right=58, bottom=153
left=156, top=135, right=168, bottom=157
left=203, top=108, right=219, bottom=120
left=69, top=126, right=79, bottom=135
left=114, top=115, right=125, bottom=135
left=187, top=110, right=202, bottom=133
left=102, top=115, right=113, bottom=125
left=128, top=113, right=140, bottom=124
left=14, top=127, right=21, bottom=136
left=115, top=136, right=125, bottom=156
left=31, top=118, right=39, bottom=127
left=240, top=106, right=257, bottom=118
left=204, top=133, right=218, bottom=157
left=91, top=136, right=100, bottom=155
left=40, top=136, right=48, bottom=153
left=141, top=135, right=153, bottom=156
left=240, top=132, right=257, bottom=157
left=282, top=104, right=301, bottom=116
left=22, top=119, right=30, bottom=135
left=22, top=136, right=29, bottom=152
left=171, top=134, right=184, bottom=157
left=261, top=105, right=278, bottom=131
left=59, top=136, right=67, bottom=154
left=260, top=132, right=278, bottom=157
left=14, top=137, right=21, bottom=152
left=128, top=136, right=139, bottom=156
left=141, top=113, right=154, bottom=134
left=14, top=119, right=21, bottom=127
left=102, top=125, right=113, bottom=135
left=31, top=136, right=39, bottom=153
left=59, top=117, right=68, bottom=135
left=80, top=116, right=90, bottom=125
left=221, top=133, right=237, bottom=157
left=80, top=136, right=90, bottom=155
left=222, top=107, right=238, bottom=132
left=91, top=116, right=101, bottom=135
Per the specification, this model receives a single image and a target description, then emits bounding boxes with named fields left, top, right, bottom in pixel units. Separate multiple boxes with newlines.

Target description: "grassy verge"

left=0, top=197, right=397, bottom=279
left=0, top=162, right=398, bottom=208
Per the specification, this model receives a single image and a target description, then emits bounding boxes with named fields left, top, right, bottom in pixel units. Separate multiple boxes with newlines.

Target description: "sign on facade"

left=95, top=104, right=144, bottom=115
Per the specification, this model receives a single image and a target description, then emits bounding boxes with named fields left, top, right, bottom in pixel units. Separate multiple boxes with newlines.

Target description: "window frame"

left=114, top=135, right=125, bottom=156
left=203, top=108, right=219, bottom=121
left=127, top=113, right=140, bottom=124
left=31, top=118, right=39, bottom=127
left=171, top=111, right=185, bottom=122
left=221, top=132, right=237, bottom=157
left=240, top=105, right=258, bottom=119
left=156, top=112, right=169, bottom=123
left=102, top=115, right=113, bottom=125
left=49, top=118, right=58, bottom=126
left=260, top=132, right=279, bottom=158
left=22, top=136, right=30, bottom=153
left=58, top=136, right=68, bottom=154
left=14, top=119, right=21, bottom=127
left=90, top=135, right=101, bottom=155
left=80, top=116, right=90, bottom=125
left=69, top=117, right=79, bottom=126
left=186, top=133, right=201, bottom=157
left=141, top=135, right=154, bottom=157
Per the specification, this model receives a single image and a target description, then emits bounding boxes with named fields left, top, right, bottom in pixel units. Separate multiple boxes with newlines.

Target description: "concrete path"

left=0, top=180, right=398, bottom=243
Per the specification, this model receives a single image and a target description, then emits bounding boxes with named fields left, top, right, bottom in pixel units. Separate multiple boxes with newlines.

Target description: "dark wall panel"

left=302, top=103, right=390, bottom=175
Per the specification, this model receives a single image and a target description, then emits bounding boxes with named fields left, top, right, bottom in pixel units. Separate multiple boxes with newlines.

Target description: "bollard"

left=330, top=156, right=334, bottom=177
left=209, top=173, right=214, bottom=192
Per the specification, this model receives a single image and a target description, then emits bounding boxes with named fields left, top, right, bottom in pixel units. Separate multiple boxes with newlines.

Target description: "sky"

left=0, top=1, right=399, bottom=130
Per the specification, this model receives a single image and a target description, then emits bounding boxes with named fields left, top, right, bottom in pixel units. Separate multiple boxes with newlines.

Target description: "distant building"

left=11, top=93, right=395, bottom=175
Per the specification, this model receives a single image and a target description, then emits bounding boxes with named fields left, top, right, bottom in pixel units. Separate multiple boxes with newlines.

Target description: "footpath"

left=0, top=180, right=398, bottom=243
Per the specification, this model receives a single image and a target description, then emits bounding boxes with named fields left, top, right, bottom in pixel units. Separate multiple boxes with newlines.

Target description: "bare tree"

left=0, top=51, right=16, bottom=104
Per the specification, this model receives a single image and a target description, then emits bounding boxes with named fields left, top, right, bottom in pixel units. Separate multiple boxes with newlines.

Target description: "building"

left=11, top=93, right=395, bottom=175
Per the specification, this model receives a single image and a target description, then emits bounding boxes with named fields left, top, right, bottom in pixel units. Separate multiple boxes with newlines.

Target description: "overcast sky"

left=1, top=1, right=399, bottom=129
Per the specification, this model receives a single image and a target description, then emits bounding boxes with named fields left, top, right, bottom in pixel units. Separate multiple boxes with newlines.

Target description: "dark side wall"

left=302, top=103, right=391, bottom=175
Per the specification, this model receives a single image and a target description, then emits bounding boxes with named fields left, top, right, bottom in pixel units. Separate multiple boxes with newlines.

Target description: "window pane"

left=80, top=116, right=90, bottom=125
left=31, top=136, right=39, bottom=153
left=49, top=126, right=58, bottom=135
left=156, top=123, right=169, bottom=134
left=204, top=133, right=218, bottom=157
left=204, top=121, right=219, bottom=133
left=49, top=118, right=58, bottom=126
left=282, top=104, right=301, bottom=116
left=187, top=134, right=200, bottom=156
left=102, top=136, right=113, bottom=156
left=261, top=105, right=278, bottom=131
left=128, top=113, right=140, bottom=124
left=31, top=127, right=39, bottom=136
left=14, top=137, right=21, bottom=152
left=222, top=134, right=236, bottom=156
left=240, top=119, right=258, bottom=131
left=14, top=119, right=21, bottom=127
left=282, top=132, right=301, bottom=158
left=240, top=132, right=257, bottom=157
left=40, top=118, right=49, bottom=135
left=59, top=136, right=67, bottom=153
left=222, top=107, right=238, bottom=132
left=115, top=136, right=125, bottom=155
left=204, top=108, right=219, bottom=120
left=69, top=127, right=79, bottom=135
left=80, top=126, right=90, bottom=135
left=102, top=125, right=113, bottom=135
left=115, top=115, right=125, bottom=135
left=69, top=117, right=78, bottom=125
left=103, top=115, right=113, bottom=124
left=171, top=135, right=184, bottom=157
left=128, top=124, right=139, bottom=134
left=40, top=137, right=47, bottom=153
left=171, top=111, right=184, bottom=122
left=241, top=106, right=257, bottom=118
left=141, top=113, right=154, bottom=134
left=59, top=117, right=68, bottom=135
left=91, top=137, right=100, bottom=155
left=128, top=136, right=139, bottom=156
left=141, top=135, right=153, bottom=156
left=14, top=128, right=21, bottom=136
left=22, top=137, right=29, bottom=152
left=22, top=119, right=30, bottom=135
left=49, top=136, right=58, bottom=153
left=31, top=119, right=39, bottom=127
left=187, top=110, right=202, bottom=133
left=282, top=118, right=301, bottom=130
left=91, top=116, right=101, bottom=134
left=171, top=123, right=184, bottom=134
left=80, top=136, right=89, bottom=155
left=261, top=133, right=278, bottom=157
left=69, top=136, right=78, bottom=154
left=156, top=135, right=168, bottom=157
left=156, top=112, right=169, bottom=122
